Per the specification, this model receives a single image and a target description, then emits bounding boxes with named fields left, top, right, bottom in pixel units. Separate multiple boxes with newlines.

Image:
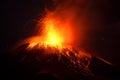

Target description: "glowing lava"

left=42, top=18, right=64, bottom=47
left=27, top=11, right=75, bottom=50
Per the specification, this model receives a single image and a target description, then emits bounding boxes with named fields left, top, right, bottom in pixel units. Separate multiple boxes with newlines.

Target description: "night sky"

left=1, top=0, right=120, bottom=79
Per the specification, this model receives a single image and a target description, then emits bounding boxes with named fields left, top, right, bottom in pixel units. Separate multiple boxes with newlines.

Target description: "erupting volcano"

left=16, top=6, right=92, bottom=78
left=10, top=0, right=114, bottom=80
left=28, top=13, right=74, bottom=49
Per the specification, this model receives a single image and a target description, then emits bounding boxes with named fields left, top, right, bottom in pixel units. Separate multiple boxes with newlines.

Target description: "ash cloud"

left=38, top=0, right=93, bottom=47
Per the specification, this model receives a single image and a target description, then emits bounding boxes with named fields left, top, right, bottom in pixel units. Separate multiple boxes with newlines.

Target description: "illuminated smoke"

left=11, top=1, right=113, bottom=79
left=12, top=0, right=93, bottom=73
left=24, top=0, right=92, bottom=48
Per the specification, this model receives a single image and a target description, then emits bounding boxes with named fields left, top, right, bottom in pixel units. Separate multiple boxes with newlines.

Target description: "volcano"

left=7, top=1, right=120, bottom=79
left=12, top=43, right=92, bottom=79
left=8, top=42, right=117, bottom=80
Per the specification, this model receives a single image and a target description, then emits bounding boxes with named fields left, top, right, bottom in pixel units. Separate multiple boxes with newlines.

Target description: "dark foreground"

left=4, top=43, right=120, bottom=80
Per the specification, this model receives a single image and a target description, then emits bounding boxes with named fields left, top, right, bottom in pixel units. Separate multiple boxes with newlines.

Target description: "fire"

left=25, top=0, right=88, bottom=49
left=41, top=12, right=74, bottom=48
left=42, top=18, right=63, bottom=47
left=27, top=11, right=74, bottom=49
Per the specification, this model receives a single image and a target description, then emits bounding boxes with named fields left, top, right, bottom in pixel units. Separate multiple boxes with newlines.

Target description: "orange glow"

left=26, top=11, right=75, bottom=49
left=41, top=13, right=74, bottom=48
left=42, top=18, right=63, bottom=48
left=24, top=0, right=88, bottom=49
left=12, top=1, right=112, bottom=74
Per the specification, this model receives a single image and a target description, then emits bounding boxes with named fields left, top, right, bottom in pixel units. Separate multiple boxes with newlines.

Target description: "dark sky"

left=1, top=0, right=120, bottom=66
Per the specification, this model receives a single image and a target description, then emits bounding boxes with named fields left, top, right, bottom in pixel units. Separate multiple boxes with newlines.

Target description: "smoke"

left=35, top=0, right=92, bottom=48
left=20, top=0, right=111, bottom=53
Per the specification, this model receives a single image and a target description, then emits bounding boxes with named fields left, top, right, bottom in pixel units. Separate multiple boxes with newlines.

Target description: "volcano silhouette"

left=8, top=43, right=119, bottom=80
